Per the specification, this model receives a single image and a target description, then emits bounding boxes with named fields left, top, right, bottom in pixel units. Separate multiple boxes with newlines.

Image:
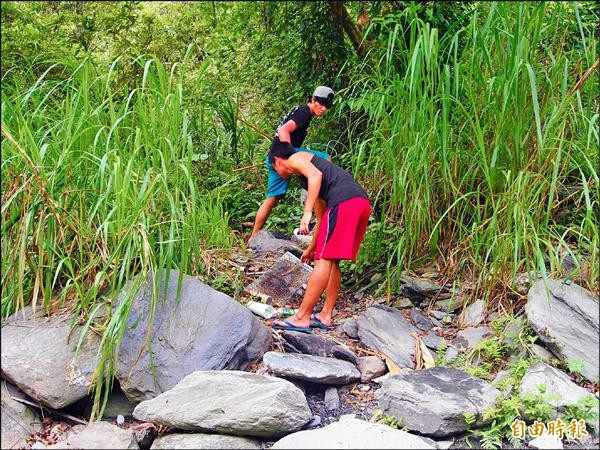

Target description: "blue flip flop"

left=310, top=313, right=334, bottom=330
left=272, top=319, right=313, bottom=333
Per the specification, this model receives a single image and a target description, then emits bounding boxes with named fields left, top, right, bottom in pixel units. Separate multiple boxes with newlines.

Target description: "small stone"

left=428, top=310, right=446, bottom=321
left=445, top=346, right=459, bottom=362
left=410, top=308, right=434, bottom=331
left=422, top=332, right=445, bottom=350
left=31, top=443, right=46, bottom=450
left=116, top=415, right=125, bottom=426
left=487, top=311, right=500, bottom=322
left=324, top=387, right=340, bottom=411
left=340, top=318, right=359, bottom=339
left=460, top=299, right=486, bottom=326
left=306, top=415, right=321, bottom=428
left=134, top=425, right=157, bottom=450
left=360, top=385, right=370, bottom=392
left=370, top=273, right=383, bottom=283
left=529, top=433, right=563, bottom=449
left=356, top=355, right=387, bottom=382
left=531, top=343, right=555, bottom=361
left=391, top=297, right=413, bottom=309
left=429, top=317, right=443, bottom=327
left=373, top=373, right=391, bottom=384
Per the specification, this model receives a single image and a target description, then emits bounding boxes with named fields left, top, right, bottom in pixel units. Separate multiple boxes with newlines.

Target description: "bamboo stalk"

left=233, top=161, right=263, bottom=172
left=236, top=115, right=273, bottom=141
left=232, top=115, right=273, bottom=172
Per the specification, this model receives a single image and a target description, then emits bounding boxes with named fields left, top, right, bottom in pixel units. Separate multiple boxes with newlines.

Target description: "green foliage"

left=565, top=357, right=587, bottom=376
left=464, top=411, right=477, bottom=427
left=340, top=1, right=599, bottom=296
left=1, top=52, right=235, bottom=418
left=449, top=315, right=537, bottom=381
left=465, top=367, right=599, bottom=449
left=520, top=386, right=557, bottom=422
left=435, top=337, right=449, bottom=366
left=204, top=271, right=245, bottom=299
left=372, top=409, right=406, bottom=430
left=563, top=395, right=600, bottom=431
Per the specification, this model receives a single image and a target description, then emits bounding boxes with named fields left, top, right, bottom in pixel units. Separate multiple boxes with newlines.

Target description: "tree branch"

left=329, top=1, right=367, bottom=58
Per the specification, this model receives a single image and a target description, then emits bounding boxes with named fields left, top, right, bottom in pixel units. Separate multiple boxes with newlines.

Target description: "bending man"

left=269, top=143, right=371, bottom=332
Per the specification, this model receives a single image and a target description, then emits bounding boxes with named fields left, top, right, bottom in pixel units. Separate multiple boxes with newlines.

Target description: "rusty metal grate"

left=245, top=252, right=313, bottom=304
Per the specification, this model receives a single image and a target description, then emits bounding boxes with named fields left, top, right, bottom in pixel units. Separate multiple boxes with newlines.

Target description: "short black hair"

left=268, top=142, right=295, bottom=164
left=312, top=86, right=334, bottom=108
left=313, top=95, right=333, bottom=108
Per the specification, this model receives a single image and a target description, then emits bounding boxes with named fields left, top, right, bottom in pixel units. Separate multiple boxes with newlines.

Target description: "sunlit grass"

left=1, top=47, right=234, bottom=417
left=341, top=2, right=598, bottom=300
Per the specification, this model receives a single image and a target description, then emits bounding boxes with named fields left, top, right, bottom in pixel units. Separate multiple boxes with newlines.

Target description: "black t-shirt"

left=271, top=104, right=312, bottom=149
left=297, top=155, right=368, bottom=208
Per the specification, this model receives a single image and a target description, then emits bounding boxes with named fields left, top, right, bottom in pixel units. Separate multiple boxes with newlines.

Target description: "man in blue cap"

left=248, top=86, right=335, bottom=243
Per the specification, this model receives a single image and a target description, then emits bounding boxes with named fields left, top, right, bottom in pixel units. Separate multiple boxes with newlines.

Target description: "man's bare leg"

left=314, top=260, right=340, bottom=326
left=274, top=258, right=333, bottom=328
left=248, top=196, right=279, bottom=243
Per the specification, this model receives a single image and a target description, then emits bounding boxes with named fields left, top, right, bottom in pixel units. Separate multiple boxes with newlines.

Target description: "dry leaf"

left=384, top=356, right=402, bottom=375
left=419, top=339, right=436, bottom=369
left=411, top=332, right=423, bottom=370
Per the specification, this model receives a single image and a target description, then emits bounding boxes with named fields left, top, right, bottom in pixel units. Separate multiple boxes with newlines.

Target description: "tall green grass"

left=342, top=2, right=598, bottom=299
left=1, top=48, right=234, bottom=417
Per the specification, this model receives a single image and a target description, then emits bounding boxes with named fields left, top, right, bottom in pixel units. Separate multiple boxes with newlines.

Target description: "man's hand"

left=301, top=246, right=315, bottom=264
left=300, top=211, right=312, bottom=234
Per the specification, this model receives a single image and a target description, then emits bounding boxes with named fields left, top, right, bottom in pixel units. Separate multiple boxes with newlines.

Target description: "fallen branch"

left=10, top=396, right=88, bottom=425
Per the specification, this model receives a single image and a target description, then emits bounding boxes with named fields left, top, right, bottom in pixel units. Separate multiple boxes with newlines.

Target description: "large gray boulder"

left=356, top=305, right=419, bottom=369
left=281, top=332, right=357, bottom=363
left=248, top=229, right=300, bottom=254
left=151, top=433, right=262, bottom=449
left=263, top=351, right=360, bottom=385
left=377, top=367, right=501, bottom=437
left=133, top=371, right=312, bottom=438
left=519, top=362, right=597, bottom=411
left=46, top=421, right=138, bottom=449
left=1, top=307, right=101, bottom=408
left=115, top=270, right=272, bottom=402
left=525, top=279, right=599, bottom=382
left=1, top=381, right=42, bottom=449
left=272, top=416, right=438, bottom=449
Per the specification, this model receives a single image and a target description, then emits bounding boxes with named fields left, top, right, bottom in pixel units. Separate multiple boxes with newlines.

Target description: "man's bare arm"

left=276, top=120, right=297, bottom=144
left=287, top=152, right=322, bottom=233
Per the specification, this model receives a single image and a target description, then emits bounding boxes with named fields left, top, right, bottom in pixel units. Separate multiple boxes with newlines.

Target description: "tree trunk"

left=329, top=1, right=367, bottom=58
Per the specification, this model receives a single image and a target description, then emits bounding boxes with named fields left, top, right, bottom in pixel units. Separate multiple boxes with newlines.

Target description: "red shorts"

left=314, top=197, right=371, bottom=261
